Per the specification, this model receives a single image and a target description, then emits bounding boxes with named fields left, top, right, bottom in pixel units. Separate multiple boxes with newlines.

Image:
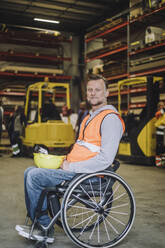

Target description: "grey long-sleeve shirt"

left=68, top=105, right=124, bottom=173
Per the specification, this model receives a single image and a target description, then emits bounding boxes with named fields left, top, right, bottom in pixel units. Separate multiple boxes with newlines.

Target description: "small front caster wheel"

left=35, top=241, right=48, bottom=248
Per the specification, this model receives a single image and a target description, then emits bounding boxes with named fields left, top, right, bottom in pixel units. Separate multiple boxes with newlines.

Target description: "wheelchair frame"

left=26, top=161, right=136, bottom=248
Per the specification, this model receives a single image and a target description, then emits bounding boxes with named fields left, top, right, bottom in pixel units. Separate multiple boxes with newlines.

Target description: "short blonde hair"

left=87, top=74, right=108, bottom=89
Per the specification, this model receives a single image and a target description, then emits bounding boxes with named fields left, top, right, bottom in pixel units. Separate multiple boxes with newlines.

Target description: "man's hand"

left=60, top=159, right=70, bottom=170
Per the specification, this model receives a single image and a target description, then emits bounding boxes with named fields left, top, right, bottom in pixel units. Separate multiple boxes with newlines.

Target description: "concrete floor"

left=0, top=154, right=165, bottom=248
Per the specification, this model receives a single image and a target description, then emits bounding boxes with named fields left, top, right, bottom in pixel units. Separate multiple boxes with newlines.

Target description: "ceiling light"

left=34, top=18, right=60, bottom=24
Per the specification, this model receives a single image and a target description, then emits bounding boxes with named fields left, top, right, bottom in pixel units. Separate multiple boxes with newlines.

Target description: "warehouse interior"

left=0, top=0, right=165, bottom=248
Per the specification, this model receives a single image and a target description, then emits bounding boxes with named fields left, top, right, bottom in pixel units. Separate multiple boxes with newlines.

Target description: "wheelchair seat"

left=26, top=160, right=136, bottom=248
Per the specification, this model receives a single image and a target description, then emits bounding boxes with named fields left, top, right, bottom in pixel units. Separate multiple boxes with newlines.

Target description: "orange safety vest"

left=67, top=109, right=125, bottom=163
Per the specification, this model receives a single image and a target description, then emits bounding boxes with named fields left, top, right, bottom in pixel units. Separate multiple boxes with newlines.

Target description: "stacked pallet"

left=130, top=51, right=165, bottom=72
left=108, top=83, right=118, bottom=93
left=103, top=59, right=127, bottom=78
left=130, top=0, right=163, bottom=20
left=86, top=18, right=123, bottom=39
left=130, top=95, right=146, bottom=103
left=87, top=40, right=126, bottom=59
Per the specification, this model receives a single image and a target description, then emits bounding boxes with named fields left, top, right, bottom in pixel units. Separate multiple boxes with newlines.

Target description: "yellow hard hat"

left=33, top=153, right=66, bottom=169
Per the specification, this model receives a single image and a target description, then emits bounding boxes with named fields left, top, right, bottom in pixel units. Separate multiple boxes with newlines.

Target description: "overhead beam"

left=1, top=0, right=107, bottom=11
left=1, top=0, right=104, bottom=16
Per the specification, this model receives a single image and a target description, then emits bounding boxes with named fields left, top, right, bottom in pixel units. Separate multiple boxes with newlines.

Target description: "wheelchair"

left=26, top=160, right=136, bottom=248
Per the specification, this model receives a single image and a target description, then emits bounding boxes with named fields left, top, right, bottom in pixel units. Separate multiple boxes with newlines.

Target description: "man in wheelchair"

left=15, top=74, right=125, bottom=245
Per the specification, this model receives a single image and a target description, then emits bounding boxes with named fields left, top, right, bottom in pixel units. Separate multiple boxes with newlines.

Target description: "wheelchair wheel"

left=61, top=171, right=136, bottom=248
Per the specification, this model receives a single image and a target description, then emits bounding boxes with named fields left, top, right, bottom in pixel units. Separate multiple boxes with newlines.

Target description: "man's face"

left=87, top=79, right=109, bottom=109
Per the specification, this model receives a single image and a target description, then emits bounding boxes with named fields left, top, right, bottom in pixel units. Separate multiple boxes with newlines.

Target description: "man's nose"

left=91, top=90, right=96, bottom=95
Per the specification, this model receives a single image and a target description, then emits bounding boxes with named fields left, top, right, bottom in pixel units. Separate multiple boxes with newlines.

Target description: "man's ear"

left=106, top=89, right=109, bottom=98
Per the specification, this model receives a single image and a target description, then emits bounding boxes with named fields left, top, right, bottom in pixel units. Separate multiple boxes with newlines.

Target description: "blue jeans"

left=24, top=166, right=76, bottom=227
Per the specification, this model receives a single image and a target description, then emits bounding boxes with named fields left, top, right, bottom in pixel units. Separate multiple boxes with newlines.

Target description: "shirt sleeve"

left=68, top=113, right=124, bottom=173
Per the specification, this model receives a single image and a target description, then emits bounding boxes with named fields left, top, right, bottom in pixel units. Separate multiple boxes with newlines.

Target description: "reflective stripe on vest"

left=67, top=109, right=125, bottom=162
left=77, top=140, right=100, bottom=152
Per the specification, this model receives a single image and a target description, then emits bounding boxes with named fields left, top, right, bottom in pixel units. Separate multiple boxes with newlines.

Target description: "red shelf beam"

left=130, top=67, right=165, bottom=77
left=106, top=73, right=129, bottom=81
left=0, top=51, right=71, bottom=62
left=86, top=45, right=128, bottom=62
left=0, top=71, right=72, bottom=80
left=129, top=103, right=146, bottom=109
left=0, top=91, right=25, bottom=96
left=109, top=86, right=146, bottom=96
left=85, top=22, right=128, bottom=43
left=129, top=41, right=165, bottom=56
left=130, top=6, right=165, bottom=23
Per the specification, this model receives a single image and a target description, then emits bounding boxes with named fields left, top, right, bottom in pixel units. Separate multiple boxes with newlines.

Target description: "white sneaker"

left=15, top=224, right=55, bottom=243
left=15, top=225, right=30, bottom=232
left=17, top=229, right=36, bottom=241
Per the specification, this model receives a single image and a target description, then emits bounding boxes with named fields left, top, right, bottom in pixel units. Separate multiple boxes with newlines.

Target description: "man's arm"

left=61, top=114, right=123, bottom=173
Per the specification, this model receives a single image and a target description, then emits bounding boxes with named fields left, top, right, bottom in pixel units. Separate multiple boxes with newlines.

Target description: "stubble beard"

left=87, top=99, right=105, bottom=107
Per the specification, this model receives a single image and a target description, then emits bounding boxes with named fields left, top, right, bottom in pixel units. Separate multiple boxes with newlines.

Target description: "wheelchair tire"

left=61, top=171, right=136, bottom=248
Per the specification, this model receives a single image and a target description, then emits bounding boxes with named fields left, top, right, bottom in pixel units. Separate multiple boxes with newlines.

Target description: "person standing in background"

left=75, top=101, right=89, bottom=139
left=60, top=105, right=78, bottom=130
left=7, top=105, right=26, bottom=157
left=0, top=100, right=4, bottom=157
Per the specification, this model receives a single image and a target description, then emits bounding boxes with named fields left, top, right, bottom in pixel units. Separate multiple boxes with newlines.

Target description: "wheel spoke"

left=104, top=211, right=126, bottom=226
left=104, top=216, right=119, bottom=234
left=89, top=215, right=100, bottom=240
left=71, top=212, right=97, bottom=229
left=79, top=184, right=98, bottom=207
left=89, top=180, right=97, bottom=202
left=79, top=213, right=97, bottom=235
left=103, top=215, right=111, bottom=241
left=104, top=183, right=120, bottom=208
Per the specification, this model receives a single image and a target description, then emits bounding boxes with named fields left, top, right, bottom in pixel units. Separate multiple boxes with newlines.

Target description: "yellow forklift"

left=21, top=81, right=75, bottom=155
left=154, top=104, right=165, bottom=167
left=117, top=76, right=163, bottom=165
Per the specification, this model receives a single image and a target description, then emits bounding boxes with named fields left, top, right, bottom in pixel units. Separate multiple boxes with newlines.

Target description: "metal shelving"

left=85, top=21, right=128, bottom=43
left=85, top=3, right=165, bottom=112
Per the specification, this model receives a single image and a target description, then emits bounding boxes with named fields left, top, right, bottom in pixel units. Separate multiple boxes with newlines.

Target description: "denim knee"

left=24, top=166, right=36, bottom=180
left=26, top=167, right=40, bottom=188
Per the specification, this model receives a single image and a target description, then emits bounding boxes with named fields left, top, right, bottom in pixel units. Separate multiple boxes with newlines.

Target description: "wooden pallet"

left=131, top=37, right=165, bottom=52
left=108, top=83, right=118, bottom=92
left=86, top=18, right=123, bottom=39
left=104, top=60, right=127, bottom=69
left=130, top=58, right=165, bottom=72
left=105, top=40, right=127, bottom=50
left=87, top=41, right=126, bottom=59
left=103, top=66, right=127, bottom=77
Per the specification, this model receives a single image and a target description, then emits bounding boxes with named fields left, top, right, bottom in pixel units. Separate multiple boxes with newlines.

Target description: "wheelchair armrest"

left=61, top=174, right=82, bottom=188
left=57, top=160, right=120, bottom=190
left=62, top=160, right=120, bottom=186
left=106, top=160, right=120, bottom=172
